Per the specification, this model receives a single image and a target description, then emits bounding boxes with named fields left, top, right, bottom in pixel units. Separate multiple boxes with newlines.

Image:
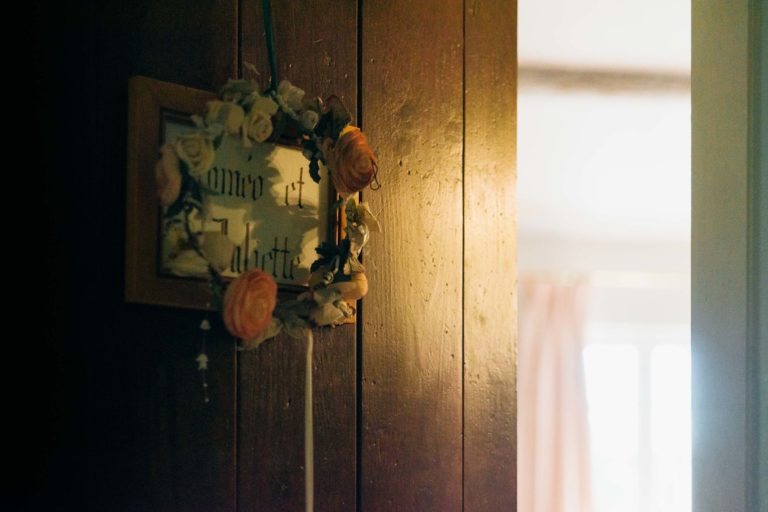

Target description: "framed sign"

left=125, top=76, right=337, bottom=309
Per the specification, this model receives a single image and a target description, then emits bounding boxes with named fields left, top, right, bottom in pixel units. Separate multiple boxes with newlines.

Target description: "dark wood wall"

left=33, top=0, right=516, bottom=510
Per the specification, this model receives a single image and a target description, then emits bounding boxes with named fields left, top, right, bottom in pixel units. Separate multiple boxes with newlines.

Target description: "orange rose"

left=155, top=144, right=182, bottom=207
left=223, top=269, right=278, bottom=340
left=322, top=125, right=377, bottom=195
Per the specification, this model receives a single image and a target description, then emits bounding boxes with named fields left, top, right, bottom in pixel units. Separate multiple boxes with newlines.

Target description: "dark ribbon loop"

left=261, top=0, right=279, bottom=93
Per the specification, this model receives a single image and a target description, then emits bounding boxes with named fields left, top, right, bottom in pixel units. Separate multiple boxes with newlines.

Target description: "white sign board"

left=162, top=119, right=329, bottom=287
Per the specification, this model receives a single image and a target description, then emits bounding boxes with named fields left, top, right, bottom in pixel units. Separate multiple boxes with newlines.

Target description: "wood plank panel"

left=135, top=0, right=238, bottom=90
left=133, top=313, right=237, bottom=512
left=240, top=0, right=357, bottom=110
left=237, top=332, right=308, bottom=511
left=127, top=1, right=239, bottom=509
left=237, top=325, right=356, bottom=511
left=361, top=3, right=464, bottom=510
left=463, top=1, right=518, bottom=510
left=238, top=1, right=357, bottom=510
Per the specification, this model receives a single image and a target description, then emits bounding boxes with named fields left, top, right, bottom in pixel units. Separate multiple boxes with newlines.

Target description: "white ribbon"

left=305, top=329, right=314, bottom=512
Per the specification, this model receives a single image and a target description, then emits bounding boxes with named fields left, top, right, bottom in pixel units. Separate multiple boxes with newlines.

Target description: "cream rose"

left=242, top=95, right=279, bottom=145
left=278, top=80, right=306, bottom=112
left=243, top=109, right=274, bottom=144
left=220, top=79, right=258, bottom=104
left=328, top=272, right=368, bottom=302
left=200, top=232, right=235, bottom=272
left=205, top=101, right=245, bottom=135
left=174, top=132, right=215, bottom=176
left=309, top=302, right=349, bottom=327
left=300, top=109, right=320, bottom=130
left=167, top=249, right=209, bottom=277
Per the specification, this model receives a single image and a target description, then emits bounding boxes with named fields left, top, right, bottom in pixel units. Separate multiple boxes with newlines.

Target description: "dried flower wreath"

left=151, top=3, right=376, bottom=509
left=155, top=76, right=380, bottom=347
left=154, top=73, right=379, bottom=512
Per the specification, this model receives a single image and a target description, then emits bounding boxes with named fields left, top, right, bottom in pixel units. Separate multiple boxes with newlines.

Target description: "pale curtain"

left=518, top=277, right=592, bottom=512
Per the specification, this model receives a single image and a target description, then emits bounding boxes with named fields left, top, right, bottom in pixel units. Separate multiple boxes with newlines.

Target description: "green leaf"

left=325, top=95, right=353, bottom=137
left=178, top=159, right=191, bottom=177
left=272, top=111, right=287, bottom=141
left=164, top=198, right=184, bottom=219
left=336, top=239, right=351, bottom=273
left=332, top=273, right=352, bottom=283
left=188, top=178, right=203, bottom=205
left=309, top=158, right=321, bottom=183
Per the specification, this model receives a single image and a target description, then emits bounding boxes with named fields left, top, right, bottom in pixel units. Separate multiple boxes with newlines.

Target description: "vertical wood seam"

left=356, top=3, right=364, bottom=510
left=237, top=0, right=243, bottom=79
left=234, top=4, right=242, bottom=511
left=461, top=0, right=467, bottom=510
left=235, top=345, right=240, bottom=512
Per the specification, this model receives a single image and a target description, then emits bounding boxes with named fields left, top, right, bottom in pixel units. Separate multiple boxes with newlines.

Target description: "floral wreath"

left=154, top=77, right=380, bottom=352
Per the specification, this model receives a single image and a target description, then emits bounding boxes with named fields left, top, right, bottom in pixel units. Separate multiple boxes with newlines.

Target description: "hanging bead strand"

left=196, top=304, right=212, bottom=404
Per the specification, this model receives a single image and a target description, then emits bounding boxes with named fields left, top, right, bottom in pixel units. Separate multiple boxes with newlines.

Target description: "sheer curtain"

left=518, top=277, right=592, bottom=512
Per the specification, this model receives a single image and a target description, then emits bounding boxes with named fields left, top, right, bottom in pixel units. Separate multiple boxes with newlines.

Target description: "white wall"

left=519, top=0, right=690, bottom=73
left=519, top=236, right=690, bottom=326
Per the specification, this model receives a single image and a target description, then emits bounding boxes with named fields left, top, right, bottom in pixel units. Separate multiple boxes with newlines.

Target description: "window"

left=584, top=324, right=691, bottom=512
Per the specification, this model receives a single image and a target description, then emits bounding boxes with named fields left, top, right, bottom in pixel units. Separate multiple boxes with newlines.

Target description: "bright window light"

left=584, top=327, right=691, bottom=512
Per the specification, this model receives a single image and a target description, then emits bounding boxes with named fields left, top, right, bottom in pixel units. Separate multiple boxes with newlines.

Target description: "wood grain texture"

left=240, top=0, right=357, bottom=111
left=361, top=3, right=464, bottom=510
left=237, top=332, right=307, bottom=511
left=463, top=1, right=518, bottom=510
left=135, top=0, right=238, bottom=90
left=237, top=326, right=356, bottom=511
left=126, top=1, right=239, bottom=509
left=132, top=313, right=237, bottom=512
left=238, top=1, right=357, bottom=510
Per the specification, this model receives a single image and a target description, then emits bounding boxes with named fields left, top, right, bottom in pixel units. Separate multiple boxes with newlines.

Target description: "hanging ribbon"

left=305, top=329, right=314, bottom=512
left=261, top=0, right=279, bottom=93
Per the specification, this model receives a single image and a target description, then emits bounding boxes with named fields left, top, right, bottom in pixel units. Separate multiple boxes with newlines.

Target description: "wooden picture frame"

left=125, top=75, right=338, bottom=309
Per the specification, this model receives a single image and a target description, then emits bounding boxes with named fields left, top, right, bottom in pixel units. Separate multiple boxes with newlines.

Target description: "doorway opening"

left=517, top=2, right=691, bottom=511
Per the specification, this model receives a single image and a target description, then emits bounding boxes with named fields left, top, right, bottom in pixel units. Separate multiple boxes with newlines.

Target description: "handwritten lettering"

left=284, top=167, right=306, bottom=208
left=204, top=167, right=264, bottom=202
left=228, top=230, right=299, bottom=281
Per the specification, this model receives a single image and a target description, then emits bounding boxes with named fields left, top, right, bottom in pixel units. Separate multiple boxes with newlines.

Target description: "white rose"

left=242, top=109, right=274, bottom=144
left=161, top=222, right=187, bottom=260
left=206, top=101, right=245, bottom=135
left=174, top=132, right=215, bottom=176
left=200, top=232, right=235, bottom=272
left=309, top=302, right=352, bottom=327
left=167, top=249, right=209, bottom=277
left=278, top=80, right=306, bottom=112
left=220, top=79, right=258, bottom=104
left=239, top=95, right=279, bottom=146
left=300, top=109, right=320, bottom=130
left=249, top=94, right=279, bottom=116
